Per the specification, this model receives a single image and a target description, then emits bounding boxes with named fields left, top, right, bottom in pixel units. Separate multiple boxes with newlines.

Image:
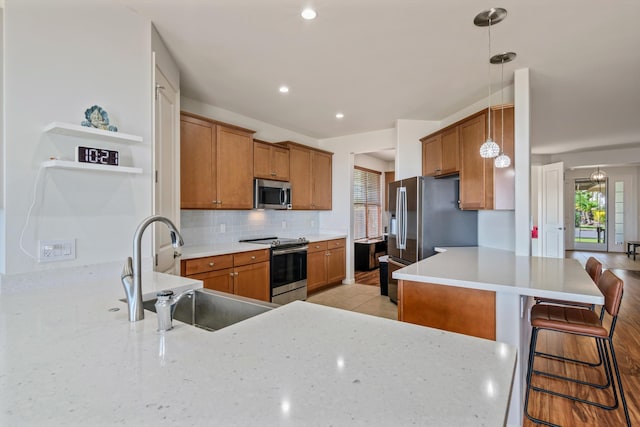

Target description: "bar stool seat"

left=530, top=303, right=606, bottom=336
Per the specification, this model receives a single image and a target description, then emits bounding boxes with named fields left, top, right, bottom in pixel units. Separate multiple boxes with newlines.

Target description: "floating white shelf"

left=44, top=122, right=143, bottom=143
left=42, top=160, right=143, bottom=175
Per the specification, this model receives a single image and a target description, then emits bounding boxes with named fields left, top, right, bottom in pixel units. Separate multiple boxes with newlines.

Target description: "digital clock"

left=76, top=146, right=119, bottom=166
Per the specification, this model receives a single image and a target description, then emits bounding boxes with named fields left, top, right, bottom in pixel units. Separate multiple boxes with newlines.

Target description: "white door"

left=541, top=162, right=564, bottom=258
left=153, top=65, right=180, bottom=274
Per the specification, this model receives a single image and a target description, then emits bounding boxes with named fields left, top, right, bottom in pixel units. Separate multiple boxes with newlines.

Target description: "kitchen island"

left=393, top=246, right=604, bottom=427
left=0, top=263, right=515, bottom=426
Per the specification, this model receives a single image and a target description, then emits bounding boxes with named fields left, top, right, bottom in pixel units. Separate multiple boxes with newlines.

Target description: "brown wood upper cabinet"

left=420, top=105, right=514, bottom=210
left=180, top=112, right=255, bottom=209
left=421, top=126, right=459, bottom=177
left=254, top=140, right=290, bottom=181
left=276, top=141, right=333, bottom=210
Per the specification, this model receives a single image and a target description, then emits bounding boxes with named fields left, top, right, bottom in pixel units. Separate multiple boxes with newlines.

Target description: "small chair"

left=524, top=270, right=631, bottom=426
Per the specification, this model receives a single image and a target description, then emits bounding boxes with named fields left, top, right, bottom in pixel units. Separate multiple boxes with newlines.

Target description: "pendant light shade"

left=480, top=139, right=500, bottom=158
left=494, top=152, right=511, bottom=168
left=590, top=166, right=607, bottom=183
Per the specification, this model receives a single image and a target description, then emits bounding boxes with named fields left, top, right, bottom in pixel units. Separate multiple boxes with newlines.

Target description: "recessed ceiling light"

left=279, top=86, right=289, bottom=93
left=335, top=113, right=344, bottom=119
left=301, top=8, right=317, bottom=20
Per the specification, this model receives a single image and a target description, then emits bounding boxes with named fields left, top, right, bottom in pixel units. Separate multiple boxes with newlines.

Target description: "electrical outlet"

left=220, top=223, right=226, bottom=233
left=38, top=239, right=76, bottom=263
left=282, top=220, right=287, bottom=229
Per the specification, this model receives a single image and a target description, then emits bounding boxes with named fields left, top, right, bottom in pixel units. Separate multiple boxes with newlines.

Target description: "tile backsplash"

left=180, top=210, right=320, bottom=246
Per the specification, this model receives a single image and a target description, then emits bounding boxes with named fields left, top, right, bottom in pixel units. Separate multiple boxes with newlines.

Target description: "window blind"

left=353, top=167, right=381, bottom=240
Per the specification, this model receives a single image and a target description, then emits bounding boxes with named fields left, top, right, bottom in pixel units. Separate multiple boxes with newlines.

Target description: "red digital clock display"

left=76, top=146, right=119, bottom=166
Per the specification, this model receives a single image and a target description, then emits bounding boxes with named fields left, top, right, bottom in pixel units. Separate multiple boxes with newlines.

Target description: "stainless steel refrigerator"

left=387, top=175, right=478, bottom=302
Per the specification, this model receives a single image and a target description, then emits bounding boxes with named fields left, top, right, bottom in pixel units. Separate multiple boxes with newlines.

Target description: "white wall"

left=1, top=0, right=153, bottom=275
left=395, top=119, right=439, bottom=179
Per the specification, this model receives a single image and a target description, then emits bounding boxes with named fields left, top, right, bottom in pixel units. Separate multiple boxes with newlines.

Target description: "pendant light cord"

left=487, top=17, right=492, bottom=140
left=500, top=58, right=505, bottom=152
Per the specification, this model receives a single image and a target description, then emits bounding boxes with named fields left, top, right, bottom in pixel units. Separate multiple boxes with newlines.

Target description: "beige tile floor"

left=306, top=284, right=398, bottom=320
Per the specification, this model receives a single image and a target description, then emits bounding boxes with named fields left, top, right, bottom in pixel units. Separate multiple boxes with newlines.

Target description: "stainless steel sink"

left=142, top=288, right=278, bottom=331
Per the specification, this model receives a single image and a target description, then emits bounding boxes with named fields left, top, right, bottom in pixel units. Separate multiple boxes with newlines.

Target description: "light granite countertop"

left=0, top=266, right=516, bottom=426
left=393, top=246, right=604, bottom=304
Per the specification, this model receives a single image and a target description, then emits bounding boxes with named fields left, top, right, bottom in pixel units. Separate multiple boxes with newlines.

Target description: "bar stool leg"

left=608, top=339, right=631, bottom=426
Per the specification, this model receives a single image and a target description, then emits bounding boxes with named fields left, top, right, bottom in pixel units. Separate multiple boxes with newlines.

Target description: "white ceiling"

left=121, top=0, right=640, bottom=155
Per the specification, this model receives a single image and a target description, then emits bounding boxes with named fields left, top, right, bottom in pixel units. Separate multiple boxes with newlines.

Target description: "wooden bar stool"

left=524, top=270, right=631, bottom=426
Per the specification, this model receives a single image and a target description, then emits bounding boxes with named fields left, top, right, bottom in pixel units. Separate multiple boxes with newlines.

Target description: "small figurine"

left=81, top=105, right=118, bottom=132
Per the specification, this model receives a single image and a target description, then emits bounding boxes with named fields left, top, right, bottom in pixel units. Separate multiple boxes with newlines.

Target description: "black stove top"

left=240, top=236, right=308, bottom=248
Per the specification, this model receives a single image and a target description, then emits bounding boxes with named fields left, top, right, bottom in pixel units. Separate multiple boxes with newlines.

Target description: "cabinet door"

left=311, top=151, right=332, bottom=210
left=233, top=261, right=270, bottom=302
left=180, top=117, right=216, bottom=209
left=440, top=126, right=460, bottom=175
left=307, top=250, right=328, bottom=292
left=272, top=146, right=290, bottom=181
left=459, top=114, right=493, bottom=210
left=189, top=268, right=233, bottom=294
left=327, top=246, right=346, bottom=284
left=253, top=141, right=273, bottom=179
left=422, top=135, right=442, bottom=176
left=289, top=145, right=312, bottom=209
left=217, top=126, right=254, bottom=209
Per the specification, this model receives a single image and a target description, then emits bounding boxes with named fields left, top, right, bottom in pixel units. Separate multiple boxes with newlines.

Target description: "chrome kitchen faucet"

left=121, top=215, right=184, bottom=322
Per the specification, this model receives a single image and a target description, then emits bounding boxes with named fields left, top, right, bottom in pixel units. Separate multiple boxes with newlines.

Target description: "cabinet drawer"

left=183, top=254, right=233, bottom=275
left=327, top=239, right=345, bottom=249
left=233, top=249, right=270, bottom=266
left=307, top=241, right=328, bottom=253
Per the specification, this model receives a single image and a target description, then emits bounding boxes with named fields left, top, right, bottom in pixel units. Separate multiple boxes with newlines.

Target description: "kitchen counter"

left=0, top=265, right=516, bottom=426
left=181, top=234, right=347, bottom=260
left=393, top=246, right=604, bottom=427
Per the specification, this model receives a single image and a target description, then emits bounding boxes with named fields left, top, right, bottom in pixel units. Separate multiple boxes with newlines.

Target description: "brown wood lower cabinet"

left=307, top=239, right=346, bottom=294
left=398, top=279, right=496, bottom=340
left=181, top=249, right=270, bottom=302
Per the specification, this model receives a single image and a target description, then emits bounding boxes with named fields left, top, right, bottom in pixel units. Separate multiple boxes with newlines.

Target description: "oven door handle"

left=272, top=246, right=308, bottom=256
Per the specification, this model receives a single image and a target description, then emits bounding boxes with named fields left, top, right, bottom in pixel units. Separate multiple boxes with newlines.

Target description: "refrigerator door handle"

left=398, top=187, right=407, bottom=250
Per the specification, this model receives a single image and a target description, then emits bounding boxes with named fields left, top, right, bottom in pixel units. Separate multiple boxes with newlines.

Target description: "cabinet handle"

left=326, top=252, right=330, bottom=256
left=209, top=262, right=214, bottom=267
left=235, top=272, right=239, bottom=277
left=270, top=172, right=276, bottom=176
left=251, top=256, right=256, bottom=260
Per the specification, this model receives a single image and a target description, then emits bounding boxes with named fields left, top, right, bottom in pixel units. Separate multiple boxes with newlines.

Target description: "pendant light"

left=491, top=52, right=516, bottom=168
left=475, top=8, right=506, bottom=159
left=590, top=166, right=607, bottom=184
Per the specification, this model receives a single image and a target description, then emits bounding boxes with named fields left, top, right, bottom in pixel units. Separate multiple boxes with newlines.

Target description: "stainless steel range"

left=240, top=237, right=307, bottom=304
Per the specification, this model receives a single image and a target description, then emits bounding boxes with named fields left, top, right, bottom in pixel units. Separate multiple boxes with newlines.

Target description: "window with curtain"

left=353, top=166, right=382, bottom=240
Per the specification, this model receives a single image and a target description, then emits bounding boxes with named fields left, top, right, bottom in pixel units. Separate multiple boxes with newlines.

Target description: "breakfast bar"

left=0, top=265, right=516, bottom=426
left=393, top=246, right=605, bottom=427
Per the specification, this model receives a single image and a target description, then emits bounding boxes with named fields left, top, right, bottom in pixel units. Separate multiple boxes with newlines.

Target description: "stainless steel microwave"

left=254, top=179, right=292, bottom=210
